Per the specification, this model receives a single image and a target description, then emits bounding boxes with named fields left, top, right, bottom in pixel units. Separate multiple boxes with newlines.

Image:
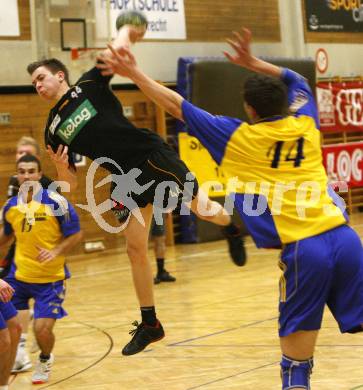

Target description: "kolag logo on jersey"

left=57, top=100, right=97, bottom=144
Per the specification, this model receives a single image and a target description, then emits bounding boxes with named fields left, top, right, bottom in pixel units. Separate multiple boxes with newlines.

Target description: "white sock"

left=0, top=385, right=9, bottom=390
left=19, top=333, right=28, bottom=347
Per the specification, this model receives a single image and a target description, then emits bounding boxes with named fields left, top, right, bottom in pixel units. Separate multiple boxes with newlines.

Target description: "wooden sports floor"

left=9, top=214, right=363, bottom=390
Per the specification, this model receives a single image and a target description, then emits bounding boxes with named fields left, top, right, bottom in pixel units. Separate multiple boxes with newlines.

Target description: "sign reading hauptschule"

left=95, top=0, right=186, bottom=40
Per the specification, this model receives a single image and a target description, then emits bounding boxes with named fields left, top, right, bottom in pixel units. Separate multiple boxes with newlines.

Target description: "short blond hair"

left=16, top=136, right=40, bottom=156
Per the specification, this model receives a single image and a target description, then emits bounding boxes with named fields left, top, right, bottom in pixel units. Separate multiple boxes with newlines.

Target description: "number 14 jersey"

left=181, top=68, right=347, bottom=248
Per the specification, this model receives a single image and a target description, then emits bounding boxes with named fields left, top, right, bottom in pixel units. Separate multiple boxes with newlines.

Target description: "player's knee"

left=280, top=355, right=313, bottom=390
left=0, top=331, right=11, bottom=353
left=34, top=324, right=53, bottom=340
left=8, top=320, right=21, bottom=341
left=126, top=241, right=148, bottom=261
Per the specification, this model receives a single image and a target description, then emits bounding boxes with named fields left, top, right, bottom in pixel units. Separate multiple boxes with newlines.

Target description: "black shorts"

left=110, top=146, right=199, bottom=211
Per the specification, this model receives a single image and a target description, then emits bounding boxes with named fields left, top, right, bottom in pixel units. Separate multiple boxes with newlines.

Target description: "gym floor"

left=9, top=213, right=363, bottom=390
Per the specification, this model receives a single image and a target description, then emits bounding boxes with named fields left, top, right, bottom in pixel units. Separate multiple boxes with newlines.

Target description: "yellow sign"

left=178, top=132, right=227, bottom=197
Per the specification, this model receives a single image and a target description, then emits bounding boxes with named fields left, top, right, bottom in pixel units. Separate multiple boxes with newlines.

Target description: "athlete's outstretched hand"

left=223, top=28, right=256, bottom=69
left=223, top=28, right=282, bottom=78
left=97, top=45, right=138, bottom=78
left=0, top=279, right=14, bottom=302
left=47, top=144, right=69, bottom=168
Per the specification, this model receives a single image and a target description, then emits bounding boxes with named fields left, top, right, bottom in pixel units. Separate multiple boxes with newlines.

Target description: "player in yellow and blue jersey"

left=1, top=154, right=82, bottom=384
left=0, top=136, right=58, bottom=375
left=98, top=28, right=363, bottom=389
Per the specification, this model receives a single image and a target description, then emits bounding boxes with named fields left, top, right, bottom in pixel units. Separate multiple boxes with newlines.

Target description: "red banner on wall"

left=317, top=81, right=363, bottom=132
left=322, top=142, right=363, bottom=188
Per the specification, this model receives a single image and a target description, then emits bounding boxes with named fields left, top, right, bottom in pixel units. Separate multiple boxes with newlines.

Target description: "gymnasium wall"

left=0, top=0, right=362, bottom=253
left=1, top=0, right=362, bottom=86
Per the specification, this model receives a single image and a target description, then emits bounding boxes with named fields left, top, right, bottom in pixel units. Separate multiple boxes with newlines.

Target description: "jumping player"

left=26, top=12, right=246, bottom=356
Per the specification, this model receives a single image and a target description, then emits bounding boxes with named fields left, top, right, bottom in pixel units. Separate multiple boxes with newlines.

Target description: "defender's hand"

left=97, top=45, right=137, bottom=78
left=223, top=28, right=256, bottom=69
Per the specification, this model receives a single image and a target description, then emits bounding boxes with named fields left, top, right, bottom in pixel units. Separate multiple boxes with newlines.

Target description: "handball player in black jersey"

left=26, top=16, right=245, bottom=356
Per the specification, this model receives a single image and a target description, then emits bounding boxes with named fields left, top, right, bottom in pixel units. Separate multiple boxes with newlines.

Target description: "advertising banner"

left=317, top=81, right=363, bottom=132
left=322, top=142, right=363, bottom=187
left=305, top=0, right=363, bottom=32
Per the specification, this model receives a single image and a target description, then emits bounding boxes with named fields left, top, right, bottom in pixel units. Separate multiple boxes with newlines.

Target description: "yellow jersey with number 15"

left=2, top=190, right=81, bottom=283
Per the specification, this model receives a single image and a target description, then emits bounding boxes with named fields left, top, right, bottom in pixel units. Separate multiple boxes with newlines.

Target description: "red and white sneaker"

left=32, top=354, right=54, bottom=384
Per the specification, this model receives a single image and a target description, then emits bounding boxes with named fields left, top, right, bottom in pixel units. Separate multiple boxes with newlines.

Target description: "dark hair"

left=243, top=74, right=288, bottom=119
left=17, top=154, right=42, bottom=172
left=27, top=58, right=70, bottom=85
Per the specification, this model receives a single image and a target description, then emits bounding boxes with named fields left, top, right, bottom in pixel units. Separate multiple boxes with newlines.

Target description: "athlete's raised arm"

left=97, top=45, right=184, bottom=121
left=224, top=28, right=282, bottom=78
left=101, top=12, right=148, bottom=67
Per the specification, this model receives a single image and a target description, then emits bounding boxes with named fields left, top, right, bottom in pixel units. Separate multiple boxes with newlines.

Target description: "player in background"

left=150, top=216, right=176, bottom=284
left=2, top=154, right=82, bottom=384
left=1, top=136, right=55, bottom=373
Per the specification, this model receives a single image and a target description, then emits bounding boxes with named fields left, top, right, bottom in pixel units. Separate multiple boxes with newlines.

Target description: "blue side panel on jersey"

left=182, top=100, right=241, bottom=165
left=282, top=68, right=320, bottom=129
left=234, top=193, right=282, bottom=248
left=327, top=186, right=349, bottom=222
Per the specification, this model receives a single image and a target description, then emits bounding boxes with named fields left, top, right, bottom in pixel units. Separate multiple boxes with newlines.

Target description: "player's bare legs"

left=279, top=330, right=318, bottom=389
left=189, top=189, right=247, bottom=266
left=123, top=204, right=154, bottom=306
left=31, top=318, right=56, bottom=384
left=121, top=203, right=165, bottom=356
left=190, top=189, right=231, bottom=226
left=6, top=317, right=21, bottom=375
left=16, top=309, right=30, bottom=340
left=33, top=318, right=56, bottom=356
left=12, top=309, right=32, bottom=373
left=0, top=328, right=11, bottom=388
left=280, top=330, right=318, bottom=360
left=0, top=317, right=21, bottom=388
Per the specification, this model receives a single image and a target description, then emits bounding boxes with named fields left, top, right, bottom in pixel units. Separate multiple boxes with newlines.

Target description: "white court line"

left=72, top=250, right=227, bottom=278
left=177, top=248, right=225, bottom=259
left=71, top=266, right=128, bottom=279
left=71, top=248, right=229, bottom=279
left=71, top=222, right=362, bottom=280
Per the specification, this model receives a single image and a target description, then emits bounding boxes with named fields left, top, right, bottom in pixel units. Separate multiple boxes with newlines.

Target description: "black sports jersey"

left=44, top=67, right=167, bottom=173
left=7, top=174, right=54, bottom=198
